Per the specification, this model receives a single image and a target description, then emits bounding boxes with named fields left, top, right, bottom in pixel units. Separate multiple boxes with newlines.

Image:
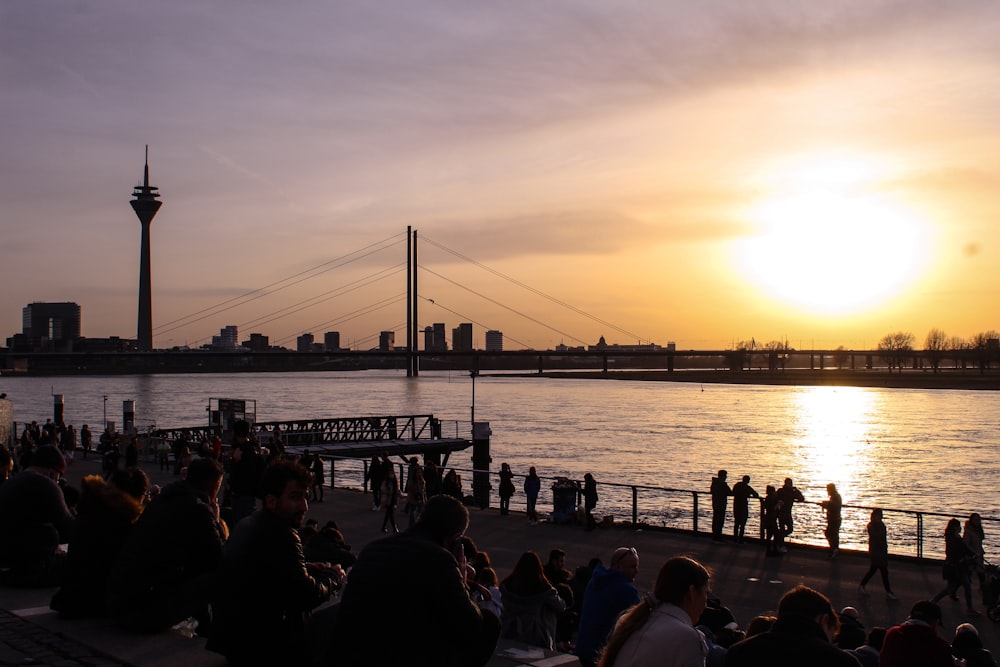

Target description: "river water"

left=4, top=370, right=998, bottom=556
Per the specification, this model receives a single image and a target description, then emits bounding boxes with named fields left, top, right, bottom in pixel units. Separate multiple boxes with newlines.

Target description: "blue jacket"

left=574, top=564, right=640, bottom=663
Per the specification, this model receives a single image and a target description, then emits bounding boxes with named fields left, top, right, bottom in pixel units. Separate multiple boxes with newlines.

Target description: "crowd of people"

left=1, top=421, right=999, bottom=666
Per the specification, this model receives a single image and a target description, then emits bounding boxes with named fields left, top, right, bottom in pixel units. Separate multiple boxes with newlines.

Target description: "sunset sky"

left=3, top=1, right=999, bottom=351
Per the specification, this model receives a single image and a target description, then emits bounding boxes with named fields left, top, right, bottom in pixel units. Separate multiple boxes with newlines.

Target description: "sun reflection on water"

left=788, top=386, right=879, bottom=497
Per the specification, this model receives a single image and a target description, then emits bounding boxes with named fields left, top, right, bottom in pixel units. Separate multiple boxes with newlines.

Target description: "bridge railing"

left=314, top=456, right=994, bottom=562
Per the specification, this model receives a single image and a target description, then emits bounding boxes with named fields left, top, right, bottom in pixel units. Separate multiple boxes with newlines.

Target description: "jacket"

left=575, top=565, right=640, bottom=663
left=499, top=582, right=566, bottom=650
left=208, top=509, right=333, bottom=665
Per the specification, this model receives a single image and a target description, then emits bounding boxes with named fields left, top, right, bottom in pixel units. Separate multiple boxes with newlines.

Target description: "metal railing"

left=315, top=457, right=996, bottom=562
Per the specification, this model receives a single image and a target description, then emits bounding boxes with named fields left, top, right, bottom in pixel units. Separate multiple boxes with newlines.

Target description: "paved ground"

left=4, top=456, right=998, bottom=665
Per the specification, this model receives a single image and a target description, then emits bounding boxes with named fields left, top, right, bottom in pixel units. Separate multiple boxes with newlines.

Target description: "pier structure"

left=130, top=145, right=162, bottom=352
left=152, top=413, right=475, bottom=469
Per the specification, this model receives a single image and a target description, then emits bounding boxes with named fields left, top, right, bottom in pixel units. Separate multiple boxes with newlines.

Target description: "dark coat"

left=51, top=476, right=143, bottom=617
left=333, top=527, right=498, bottom=666
left=724, top=616, right=861, bottom=666
left=107, top=479, right=226, bottom=632
left=867, top=518, right=889, bottom=567
left=209, top=509, right=333, bottom=665
left=499, top=469, right=516, bottom=498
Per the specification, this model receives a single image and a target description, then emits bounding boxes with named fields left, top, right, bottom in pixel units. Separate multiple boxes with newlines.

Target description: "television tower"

left=130, top=145, right=162, bottom=351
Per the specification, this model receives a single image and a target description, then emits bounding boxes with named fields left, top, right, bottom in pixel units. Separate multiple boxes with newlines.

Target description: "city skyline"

left=3, top=2, right=1000, bottom=350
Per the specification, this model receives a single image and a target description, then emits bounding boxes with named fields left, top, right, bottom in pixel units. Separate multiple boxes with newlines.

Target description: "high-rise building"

left=485, top=330, right=503, bottom=352
left=20, top=302, right=81, bottom=351
left=432, top=323, right=447, bottom=351
left=452, top=323, right=473, bottom=352
left=297, top=333, right=315, bottom=353
left=379, top=330, right=395, bottom=351
left=209, top=325, right=240, bottom=350
left=324, top=331, right=341, bottom=351
left=130, top=146, right=162, bottom=351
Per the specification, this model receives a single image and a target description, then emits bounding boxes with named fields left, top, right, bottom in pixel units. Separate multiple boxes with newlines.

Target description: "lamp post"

left=470, top=369, right=476, bottom=435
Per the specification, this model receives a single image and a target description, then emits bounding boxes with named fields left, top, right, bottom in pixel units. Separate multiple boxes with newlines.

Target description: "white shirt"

left=612, top=602, right=707, bottom=667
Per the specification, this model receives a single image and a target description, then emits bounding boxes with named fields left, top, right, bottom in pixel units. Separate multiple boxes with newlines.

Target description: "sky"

left=3, top=1, right=1000, bottom=351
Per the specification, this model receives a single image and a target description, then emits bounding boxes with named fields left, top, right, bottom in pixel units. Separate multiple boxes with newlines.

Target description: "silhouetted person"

left=583, top=473, right=598, bottom=531
left=821, top=483, right=842, bottom=558
left=858, top=508, right=897, bottom=600
left=710, top=469, right=732, bottom=543
left=731, top=474, right=758, bottom=543
left=776, top=478, right=804, bottom=544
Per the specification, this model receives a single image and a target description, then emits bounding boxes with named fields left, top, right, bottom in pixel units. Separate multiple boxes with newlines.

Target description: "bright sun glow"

left=734, top=153, right=933, bottom=315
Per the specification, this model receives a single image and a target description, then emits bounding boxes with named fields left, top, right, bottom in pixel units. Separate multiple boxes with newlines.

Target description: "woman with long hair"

left=598, top=556, right=710, bottom=667
left=500, top=551, right=567, bottom=650
left=933, top=518, right=978, bottom=614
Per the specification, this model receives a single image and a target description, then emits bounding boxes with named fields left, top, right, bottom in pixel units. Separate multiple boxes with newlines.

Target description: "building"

left=452, top=323, right=473, bottom=352
left=13, top=302, right=82, bottom=352
left=242, top=333, right=270, bottom=352
left=324, top=331, right=341, bottom=351
left=430, top=323, right=448, bottom=351
left=379, top=330, right=395, bottom=351
left=297, top=333, right=315, bottom=353
left=208, top=325, right=240, bottom=351
left=485, top=330, right=503, bottom=352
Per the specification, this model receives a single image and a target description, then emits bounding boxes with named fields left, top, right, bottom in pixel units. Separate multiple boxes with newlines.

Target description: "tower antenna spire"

left=131, top=145, right=163, bottom=352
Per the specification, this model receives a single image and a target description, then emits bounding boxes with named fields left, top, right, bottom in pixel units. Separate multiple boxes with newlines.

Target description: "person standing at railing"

left=776, top=478, right=805, bottom=545
left=525, top=466, right=541, bottom=526
left=821, top=483, right=843, bottom=559
left=762, top=485, right=783, bottom=556
left=499, top=462, right=515, bottom=516
left=583, top=473, right=599, bottom=532
left=731, top=474, right=759, bottom=544
left=710, top=469, right=732, bottom=543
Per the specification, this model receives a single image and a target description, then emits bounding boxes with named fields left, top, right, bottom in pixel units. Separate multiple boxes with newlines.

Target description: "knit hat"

left=33, top=445, right=66, bottom=473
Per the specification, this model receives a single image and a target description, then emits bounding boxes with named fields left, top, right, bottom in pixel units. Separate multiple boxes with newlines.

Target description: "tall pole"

left=130, top=145, right=162, bottom=351
left=406, top=226, right=413, bottom=377
left=412, top=229, right=419, bottom=377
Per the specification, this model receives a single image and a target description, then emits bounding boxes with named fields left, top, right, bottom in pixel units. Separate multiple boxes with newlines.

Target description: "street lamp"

left=470, top=369, right=476, bottom=435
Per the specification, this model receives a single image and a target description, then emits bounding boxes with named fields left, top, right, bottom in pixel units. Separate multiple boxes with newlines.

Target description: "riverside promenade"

left=3, top=456, right=998, bottom=665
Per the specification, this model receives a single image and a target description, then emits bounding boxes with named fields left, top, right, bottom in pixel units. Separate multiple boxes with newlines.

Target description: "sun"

left=733, top=153, right=933, bottom=315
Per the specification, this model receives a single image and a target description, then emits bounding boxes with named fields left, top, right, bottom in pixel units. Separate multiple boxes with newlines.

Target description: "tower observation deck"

left=130, top=146, right=162, bottom=352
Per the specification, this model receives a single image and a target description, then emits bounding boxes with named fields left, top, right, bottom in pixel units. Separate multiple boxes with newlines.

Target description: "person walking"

left=965, top=513, right=987, bottom=603
left=858, top=508, right=898, bottom=600
left=710, top=470, right=732, bottom=543
left=498, top=463, right=515, bottom=516
left=524, top=466, right=541, bottom=526
left=380, top=463, right=400, bottom=533
left=731, top=475, right=759, bottom=544
left=821, top=483, right=843, bottom=558
left=932, top=518, right=978, bottom=615
left=582, top=473, right=598, bottom=531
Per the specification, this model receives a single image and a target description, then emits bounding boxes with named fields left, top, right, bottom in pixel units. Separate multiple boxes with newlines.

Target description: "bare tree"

left=949, top=336, right=968, bottom=369
left=878, top=331, right=915, bottom=373
left=970, top=330, right=1000, bottom=373
left=924, top=328, right=948, bottom=373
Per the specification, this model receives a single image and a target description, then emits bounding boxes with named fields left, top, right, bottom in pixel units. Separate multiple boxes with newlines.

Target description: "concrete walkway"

left=3, top=456, right=997, bottom=665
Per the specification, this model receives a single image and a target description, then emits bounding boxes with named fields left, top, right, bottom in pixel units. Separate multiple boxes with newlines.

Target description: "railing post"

left=632, top=486, right=638, bottom=528
left=329, top=457, right=334, bottom=490
left=362, top=459, right=369, bottom=493
left=692, top=491, right=699, bottom=532
left=917, top=512, right=924, bottom=559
